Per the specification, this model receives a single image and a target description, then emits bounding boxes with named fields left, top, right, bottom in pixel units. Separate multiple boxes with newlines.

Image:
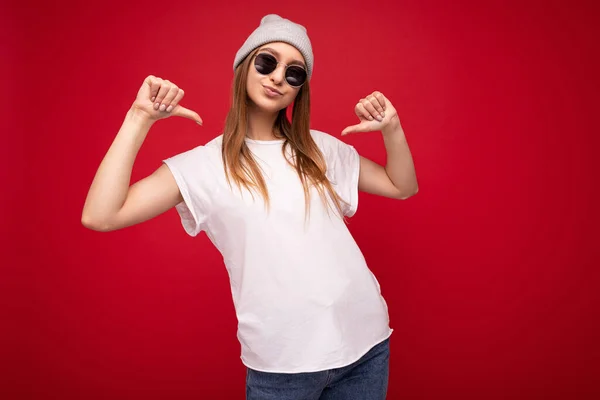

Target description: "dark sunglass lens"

left=286, top=66, right=307, bottom=87
left=254, top=53, right=277, bottom=75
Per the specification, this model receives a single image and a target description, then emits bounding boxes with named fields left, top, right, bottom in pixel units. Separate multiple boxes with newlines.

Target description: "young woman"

left=82, top=14, right=418, bottom=400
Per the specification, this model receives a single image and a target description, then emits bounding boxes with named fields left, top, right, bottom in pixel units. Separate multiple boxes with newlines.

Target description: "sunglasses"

left=253, top=53, right=307, bottom=88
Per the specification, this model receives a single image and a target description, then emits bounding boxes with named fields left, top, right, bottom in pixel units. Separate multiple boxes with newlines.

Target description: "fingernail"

left=381, top=112, right=385, bottom=118
left=376, top=115, right=383, bottom=121
left=197, top=121, right=203, bottom=126
left=166, top=105, right=173, bottom=112
left=159, top=104, right=166, bottom=112
left=151, top=97, right=156, bottom=102
left=368, top=115, right=374, bottom=120
left=154, top=103, right=160, bottom=110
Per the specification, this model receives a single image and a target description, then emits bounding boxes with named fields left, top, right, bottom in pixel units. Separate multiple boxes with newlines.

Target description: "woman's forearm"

left=381, top=118, right=419, bottom=198
left=81, top=108, right=154, bottom=226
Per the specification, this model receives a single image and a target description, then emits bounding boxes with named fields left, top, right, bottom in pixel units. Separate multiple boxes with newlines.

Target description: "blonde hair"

left=221, top=48, right=347, bottom=219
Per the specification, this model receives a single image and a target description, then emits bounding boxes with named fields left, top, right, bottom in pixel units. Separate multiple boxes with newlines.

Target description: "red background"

left=3, top=0, right=599, bottom=399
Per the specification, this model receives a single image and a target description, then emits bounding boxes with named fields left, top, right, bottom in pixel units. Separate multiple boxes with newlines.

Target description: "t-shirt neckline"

left=245, top=137, right=286, bottom=145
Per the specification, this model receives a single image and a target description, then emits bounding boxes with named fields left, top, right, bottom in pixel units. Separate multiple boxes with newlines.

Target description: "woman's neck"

left=246, top=106, right=280, bottom=141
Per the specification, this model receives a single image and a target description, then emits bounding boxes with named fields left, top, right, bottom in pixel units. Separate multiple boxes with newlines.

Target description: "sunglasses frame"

left=253, top=52, right=307, bottom=88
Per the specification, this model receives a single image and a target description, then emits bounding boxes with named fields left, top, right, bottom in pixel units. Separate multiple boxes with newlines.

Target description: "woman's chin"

left=251, top=97, right=288, bottom=114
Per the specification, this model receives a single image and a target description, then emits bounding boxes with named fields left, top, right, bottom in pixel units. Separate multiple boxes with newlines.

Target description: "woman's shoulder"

left=164, top=134, right=223, bottom=167
left=309, top=128, right=332, bottom=142
left=310, top=129, right=353, bottom=153
left=187, top=134, right=223, bottom=156
left=204, top=134, right=224, bottom=150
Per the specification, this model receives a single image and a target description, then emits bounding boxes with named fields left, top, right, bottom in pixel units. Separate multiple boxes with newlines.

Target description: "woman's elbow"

left=81, top=214, right=113, bottom=232
left=397, top=186, right=419, bottom=200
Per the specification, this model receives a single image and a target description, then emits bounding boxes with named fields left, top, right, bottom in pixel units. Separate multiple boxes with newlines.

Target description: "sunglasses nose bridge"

left=269, top=62, right=287, bottom=83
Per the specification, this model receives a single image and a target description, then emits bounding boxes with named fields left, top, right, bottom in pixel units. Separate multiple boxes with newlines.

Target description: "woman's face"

left=246, top=42, right=306, bottom=114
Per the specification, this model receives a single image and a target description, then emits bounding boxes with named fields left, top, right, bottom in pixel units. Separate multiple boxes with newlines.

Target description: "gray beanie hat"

left=233, top=14, right=314, bottom=79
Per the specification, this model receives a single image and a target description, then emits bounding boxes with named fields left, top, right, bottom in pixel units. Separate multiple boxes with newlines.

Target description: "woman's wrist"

left=127, top=106, right=155, bottom=129
left=381, top=116, right=404, bottom=139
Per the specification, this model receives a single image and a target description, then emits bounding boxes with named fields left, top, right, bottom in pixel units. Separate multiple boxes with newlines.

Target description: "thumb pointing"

left=172, top=105, right=203, bottom=126
left=341, top=124, right=360, bottom=136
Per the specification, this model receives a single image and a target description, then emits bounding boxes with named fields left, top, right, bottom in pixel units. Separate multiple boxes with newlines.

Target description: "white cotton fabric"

left=163, top=129, right=393, bottom=373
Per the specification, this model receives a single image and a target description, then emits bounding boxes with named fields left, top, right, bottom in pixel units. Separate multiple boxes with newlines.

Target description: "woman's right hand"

left=131, top=75, right=203, bottom=125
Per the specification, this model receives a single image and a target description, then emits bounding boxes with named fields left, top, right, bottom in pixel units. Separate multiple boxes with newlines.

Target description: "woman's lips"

left=263, top=86, right=282, bottom=97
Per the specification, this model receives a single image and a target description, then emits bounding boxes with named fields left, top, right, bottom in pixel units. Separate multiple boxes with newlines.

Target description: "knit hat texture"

left=233, top=14, right=314, bottom=79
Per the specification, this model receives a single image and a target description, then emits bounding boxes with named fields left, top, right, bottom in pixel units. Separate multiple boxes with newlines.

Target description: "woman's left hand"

left=341, top=91, right=401, bottom=135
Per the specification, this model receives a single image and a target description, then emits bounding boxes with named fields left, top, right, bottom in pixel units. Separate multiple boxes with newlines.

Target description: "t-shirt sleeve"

left=312, top=130, right=361, bottom=217
left=162, top=146, right=211, bottom=236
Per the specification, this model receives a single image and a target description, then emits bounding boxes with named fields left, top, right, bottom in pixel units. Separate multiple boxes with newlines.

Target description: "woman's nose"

left=270, top=64, right=286, bottom=84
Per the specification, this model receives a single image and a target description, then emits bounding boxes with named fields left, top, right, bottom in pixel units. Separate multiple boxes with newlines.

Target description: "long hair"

left=221, top=48, right=347, bottom=219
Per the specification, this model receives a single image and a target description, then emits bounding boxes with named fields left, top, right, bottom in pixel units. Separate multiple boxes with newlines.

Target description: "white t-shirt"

left=163, top=129, right=393, bottom=373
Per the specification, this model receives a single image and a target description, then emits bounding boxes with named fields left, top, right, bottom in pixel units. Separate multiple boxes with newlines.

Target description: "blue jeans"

left=246, top=337, right=390, bottom=400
